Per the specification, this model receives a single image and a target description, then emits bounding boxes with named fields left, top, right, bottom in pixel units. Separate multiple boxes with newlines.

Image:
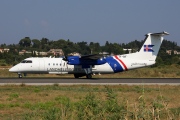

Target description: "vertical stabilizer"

left=138, top=31, right=169, bottom=61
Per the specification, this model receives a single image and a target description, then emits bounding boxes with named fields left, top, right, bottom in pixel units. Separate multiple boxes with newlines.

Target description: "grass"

left=0, top=65, right=179, bottom=119
left=0, top=85, right=179, bottom=119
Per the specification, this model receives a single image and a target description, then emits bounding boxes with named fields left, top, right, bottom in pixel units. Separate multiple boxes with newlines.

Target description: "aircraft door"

left=39, top=59, right=45, bottom=71
left=58, top=59, right=63, bottom=74
left=61, top=59, right=68, bottom=74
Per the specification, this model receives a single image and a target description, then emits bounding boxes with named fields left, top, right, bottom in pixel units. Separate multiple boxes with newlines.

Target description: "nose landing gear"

left=17, top=73, right=27, bottom=78
left=18, top=73, right=22, bottom=78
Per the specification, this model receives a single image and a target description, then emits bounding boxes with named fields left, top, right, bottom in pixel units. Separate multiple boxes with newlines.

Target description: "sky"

left=0, top=0, right=180, bottom=46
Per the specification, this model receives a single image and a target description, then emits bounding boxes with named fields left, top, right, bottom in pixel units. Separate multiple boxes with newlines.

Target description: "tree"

left=172, top=56, right=179, bottom=64
left=0, top=43, right=7, bottom=48
left=77, top=41, right=91, bottom=55
left=89, top=42, right=101, bottom=54
left=32, top=39, right=40, bottom=48
left=105, top=41, right=109, bottom=46
left=110, top=43, right=123, bottom=55
left=154, top=56, right=164, bottom=67
left=19, top=37, right=31, bottom=47
left=41, top=38, right=49, bottom=45
left=40, top=38, right=49, bottom=50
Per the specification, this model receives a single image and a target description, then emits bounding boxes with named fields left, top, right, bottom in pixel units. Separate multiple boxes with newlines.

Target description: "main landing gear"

left=86, top=74, right=92, bottom=79
left=74, top=73, right=92, bottom=79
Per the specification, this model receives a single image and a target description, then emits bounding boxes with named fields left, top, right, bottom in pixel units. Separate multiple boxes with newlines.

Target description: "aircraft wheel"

left=24, top=73, right=27, bottom=77
left=18, top=74, right=22, bottom=78
left=86, top=74, right=92, bottom=79
left=74, top=74, right=79, bottom=78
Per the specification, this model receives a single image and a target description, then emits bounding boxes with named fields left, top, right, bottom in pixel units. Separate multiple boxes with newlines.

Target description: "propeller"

left=62, top=56, right=68, bottom=61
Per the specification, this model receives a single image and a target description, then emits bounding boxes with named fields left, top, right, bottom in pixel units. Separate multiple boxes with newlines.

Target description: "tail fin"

left=138, top=31, right=169, bottom=61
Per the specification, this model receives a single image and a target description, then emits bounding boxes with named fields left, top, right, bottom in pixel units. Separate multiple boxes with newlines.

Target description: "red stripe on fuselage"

left=114, top=55, right=128, bottom=71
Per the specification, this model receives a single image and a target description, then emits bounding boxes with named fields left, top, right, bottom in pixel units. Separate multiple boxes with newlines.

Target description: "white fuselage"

left=9, top=57, right=115, bottom=74
left=9, top=55, right=155, bottom=75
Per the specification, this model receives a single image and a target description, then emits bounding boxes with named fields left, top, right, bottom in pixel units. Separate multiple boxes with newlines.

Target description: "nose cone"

left=9, top=66, right=18, bottom=72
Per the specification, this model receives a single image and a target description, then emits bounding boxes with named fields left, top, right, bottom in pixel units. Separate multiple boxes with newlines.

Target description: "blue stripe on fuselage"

left=105, top=56, right=124, bottom=73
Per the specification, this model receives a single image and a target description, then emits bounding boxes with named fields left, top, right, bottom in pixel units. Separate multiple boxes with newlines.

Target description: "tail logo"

left=144, top=45, right=154, bottom=52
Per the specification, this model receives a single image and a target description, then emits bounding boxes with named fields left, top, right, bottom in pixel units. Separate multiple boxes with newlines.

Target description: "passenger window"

left=53, top=63, right=55, bottom=66
left=56, top=63, right=58, bottom=66
left=48, top=63, right=50, bottom=66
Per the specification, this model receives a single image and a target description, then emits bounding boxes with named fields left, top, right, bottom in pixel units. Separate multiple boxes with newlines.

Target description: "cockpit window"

left=21, top=60, right=32, bottom=63
left=21, top=60, right=27, bottom=63
left=26, top=60, right=32, bottom=63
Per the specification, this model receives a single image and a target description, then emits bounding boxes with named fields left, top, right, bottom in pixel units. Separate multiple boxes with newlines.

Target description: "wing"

left=81, top=54, right=107, bottom=60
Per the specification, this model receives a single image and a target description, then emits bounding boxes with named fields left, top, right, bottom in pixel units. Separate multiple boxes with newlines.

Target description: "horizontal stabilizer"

left=150, top=31, right=169, bottom=36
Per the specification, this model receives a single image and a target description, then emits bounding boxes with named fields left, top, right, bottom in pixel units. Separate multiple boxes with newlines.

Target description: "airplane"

left=9, top=31, right=169, bottom=78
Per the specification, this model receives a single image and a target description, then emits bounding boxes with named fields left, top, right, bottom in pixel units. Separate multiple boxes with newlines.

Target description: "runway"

left=0, top=78, right=179, bottom=85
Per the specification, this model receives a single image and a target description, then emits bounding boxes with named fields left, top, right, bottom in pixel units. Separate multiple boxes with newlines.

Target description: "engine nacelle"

left=67, top=56, right=80, bottom=65
left=67, top=56, right=106, bottom=65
